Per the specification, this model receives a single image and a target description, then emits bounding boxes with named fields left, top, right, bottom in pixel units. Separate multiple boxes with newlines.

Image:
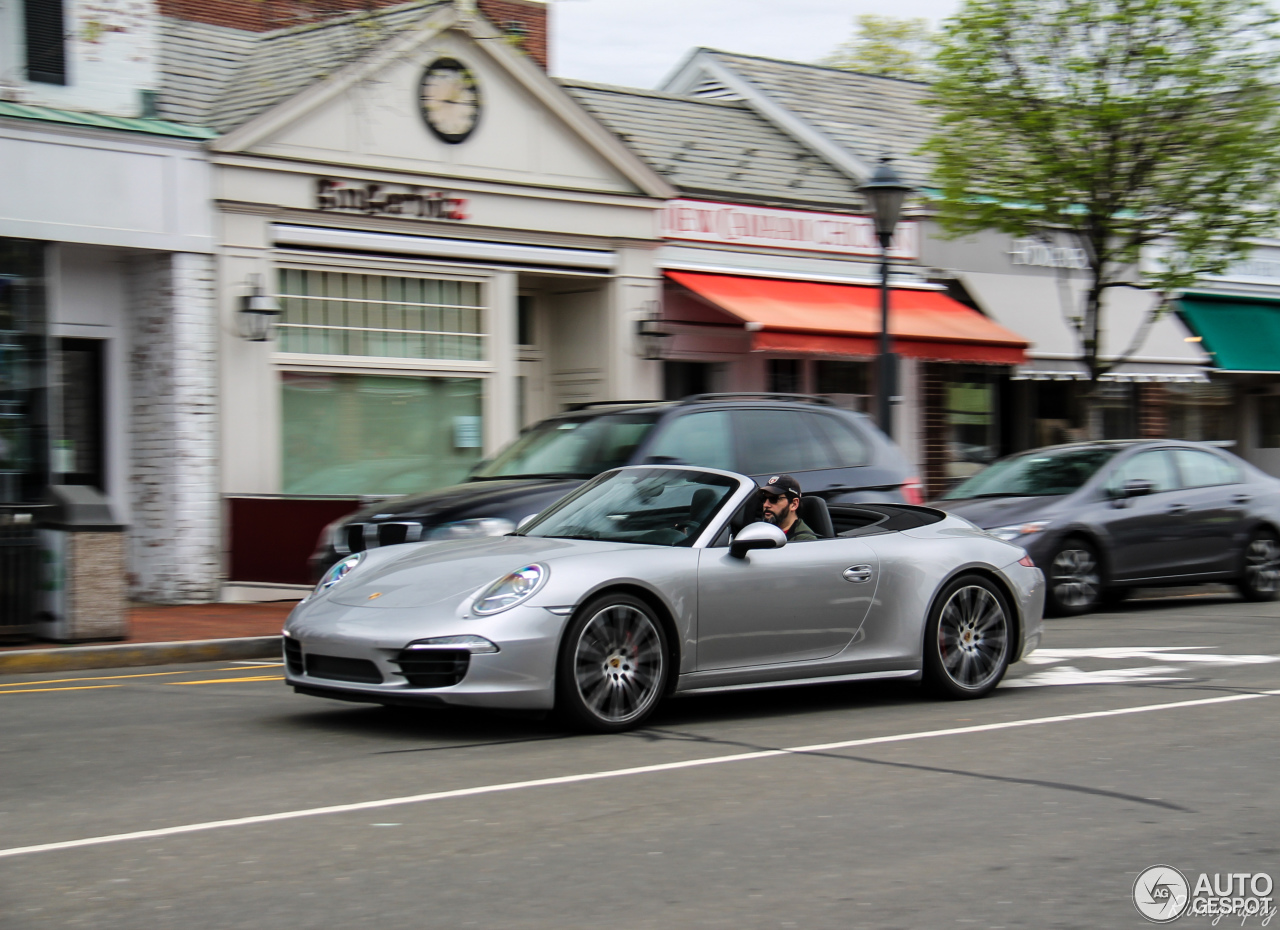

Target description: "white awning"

left=959, top=271, right=1210, bottom=379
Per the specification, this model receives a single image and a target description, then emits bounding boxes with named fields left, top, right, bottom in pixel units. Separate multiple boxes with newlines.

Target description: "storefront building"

left=150, top=1, right=672, bottom=595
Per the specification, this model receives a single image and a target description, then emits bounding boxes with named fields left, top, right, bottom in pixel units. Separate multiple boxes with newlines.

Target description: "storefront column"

left=920, top=361, right=949, bottom=501
left=485, top=270, right=518, bottom=454
left=1138, top=383, right=1168, bottom=438
left=128, top=252, right=221, bottom=603
left=610, top=248, right=663, bottom=402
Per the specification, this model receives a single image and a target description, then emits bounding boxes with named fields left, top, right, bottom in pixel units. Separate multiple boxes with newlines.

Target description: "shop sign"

left=659, top=199, right=919, bottom=259
left=1007, top=237, right=1089, bottom=270
left=316, top=179, right=468, bottom=220
left=1218, top=255, right=1280, bottom=282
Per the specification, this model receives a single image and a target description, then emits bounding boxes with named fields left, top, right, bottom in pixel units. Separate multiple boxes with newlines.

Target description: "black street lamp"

left=858, top=158, right=914, bottom=438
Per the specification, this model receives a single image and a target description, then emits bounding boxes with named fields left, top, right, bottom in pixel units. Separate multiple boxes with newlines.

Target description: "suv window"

left=732, top=408, right=831, bottom=475
left=1107, top=449, right=1178, bottom=494
left=807, top=413, right=868, bottom=467
left=473, top=411, right=659, bottom=479
left=1173, top=448, right=1240, bottom=488
left=643, top=410, right=734, bottom=471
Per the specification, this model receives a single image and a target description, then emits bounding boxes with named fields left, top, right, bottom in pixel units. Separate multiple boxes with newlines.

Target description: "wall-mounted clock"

left=419, top=57, right=481, bottom=144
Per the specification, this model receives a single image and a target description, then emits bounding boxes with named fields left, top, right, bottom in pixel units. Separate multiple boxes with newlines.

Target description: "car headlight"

left=473, top=564, right=547, bottom=615
left=988, top=520, right=1050, bottom=541
left=313, top=553, right=363, bottom=597
left=426, top=517, right=516, bottom=541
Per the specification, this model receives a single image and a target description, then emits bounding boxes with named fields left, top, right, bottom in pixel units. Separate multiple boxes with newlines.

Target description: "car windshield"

left=942, top=446, right=1124, bottom=499
left=520, top=468, right=738, bottom=547
left=470, top=412, right=661, bottom=481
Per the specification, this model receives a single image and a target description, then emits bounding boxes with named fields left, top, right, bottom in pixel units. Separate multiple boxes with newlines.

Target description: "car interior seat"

left=797, top=495, right=835, bottom=539
left=689, top=488, right=717, bottom=527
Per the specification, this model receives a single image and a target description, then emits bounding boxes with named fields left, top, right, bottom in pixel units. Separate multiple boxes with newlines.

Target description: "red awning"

left=665, top=271, right=1028, bottom=365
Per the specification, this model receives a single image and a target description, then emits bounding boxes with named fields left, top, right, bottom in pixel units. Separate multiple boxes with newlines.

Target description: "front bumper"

left=282, top=599, right=566, bottom=710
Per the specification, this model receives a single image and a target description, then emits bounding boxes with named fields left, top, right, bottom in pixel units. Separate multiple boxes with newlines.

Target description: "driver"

left=758, top=474, right=817, bottom=542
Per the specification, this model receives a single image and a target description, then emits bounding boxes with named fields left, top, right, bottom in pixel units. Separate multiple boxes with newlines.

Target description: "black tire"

left=923, top=573, right=1013, bottom=699
left=555, top=593, right=670, bottom=733
left=1237, top=529, right=1280, bottom=602
left=1046, top=537, right=1103, bottom=616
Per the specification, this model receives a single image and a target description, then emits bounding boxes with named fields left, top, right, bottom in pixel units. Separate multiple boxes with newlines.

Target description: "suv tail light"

left=902, top=476, right=924, bottom=506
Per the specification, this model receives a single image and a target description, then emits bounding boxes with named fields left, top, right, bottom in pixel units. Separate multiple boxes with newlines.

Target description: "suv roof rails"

left=679, top=392, right=835, bottom=406
left=563, top=399, right=665, bottom=412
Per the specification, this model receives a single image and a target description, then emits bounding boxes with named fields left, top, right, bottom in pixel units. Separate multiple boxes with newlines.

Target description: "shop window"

left=1033, top=380, right=1075, bottom=447
left=663, top=361, right=713, bottom=400
left=946, top=374, right=997, bottom=478
left=0, top=240, right=48, bottom=503
left=1259, top=396, right=1280, bottom=449
left=815, top=360, right=870, bottom=411
left=517, top=295, right=535, bottom=346
left=1165, top=383, right=1234, bottom=442
left=768, top=359, right=802, bottom=394
left=1096, top=383, right=1137, bottom=439
left=54, top=339, right=104, bottom=489
left=281, top=373, right=483, bottom=496
left=276, top=269, right=484, bottom=361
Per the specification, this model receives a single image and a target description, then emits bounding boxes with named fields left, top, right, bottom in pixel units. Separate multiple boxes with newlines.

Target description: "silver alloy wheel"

left=1052, top=546, right=1100, bottom=610
left=1244, top=535, right=1280, bottom=595
left=937, top=584, right=1009, bottom=691
left=572, top=603, right=664, bottom=725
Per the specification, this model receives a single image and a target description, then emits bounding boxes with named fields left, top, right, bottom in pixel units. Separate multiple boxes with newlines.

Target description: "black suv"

left=309, top=393, right=919, bottom=578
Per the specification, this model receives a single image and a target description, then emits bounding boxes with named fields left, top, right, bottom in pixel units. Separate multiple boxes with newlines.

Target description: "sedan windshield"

left=942, top=446, right=1123, bottom=499
left=470, top=412, right=660, bottom=480
left=522, top=468, right=738, bottom=547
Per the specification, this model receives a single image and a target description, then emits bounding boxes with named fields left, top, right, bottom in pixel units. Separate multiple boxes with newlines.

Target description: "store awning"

left=1176, top=295, right=1280, bottom=372
left=664, top=272, right=1028, bottom=365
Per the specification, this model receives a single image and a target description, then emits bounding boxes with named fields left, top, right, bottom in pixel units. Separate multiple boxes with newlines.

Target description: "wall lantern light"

left=635, top=302, right=672, bottom=360
left=237, top=274, right=282, bottom=342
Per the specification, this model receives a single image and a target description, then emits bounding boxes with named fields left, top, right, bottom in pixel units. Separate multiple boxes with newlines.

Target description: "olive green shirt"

left=784, top=516, right=818, bottom=542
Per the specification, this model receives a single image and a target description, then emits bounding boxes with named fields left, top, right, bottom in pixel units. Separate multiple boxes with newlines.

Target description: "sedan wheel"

left=923, top=574, right=1011, bottom=699
left=556, top=594, right=669, bottom=732
left=1047, top=539, right=1102, bottom=616
left=1237, top=530, right=1280, bottom=602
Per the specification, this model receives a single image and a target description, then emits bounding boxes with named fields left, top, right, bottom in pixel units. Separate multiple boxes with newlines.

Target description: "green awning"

left=1175, top=294, right=1280, bottom=372
left=0, top=100, right=217, bottom=140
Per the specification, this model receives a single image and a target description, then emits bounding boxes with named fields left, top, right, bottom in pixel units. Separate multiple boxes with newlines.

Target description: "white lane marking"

left=1022, top=647, right=1280, bottom=667
left=1, top=688, right=1278, bottom=860
left=1004, top=666, right=1190, bottom=688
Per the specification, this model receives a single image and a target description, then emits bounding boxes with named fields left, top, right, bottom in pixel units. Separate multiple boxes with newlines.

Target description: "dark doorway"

left=56, top=338, right=105, bottom=489
left=664, top=361, right=713, bottom=400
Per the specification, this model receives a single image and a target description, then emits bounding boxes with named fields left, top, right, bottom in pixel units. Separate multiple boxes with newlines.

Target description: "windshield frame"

left=517, top=465, right=750, bottom=548
left=468, top=410, right=663, bottom=482
left=941, top=444, right=1127, bottom=501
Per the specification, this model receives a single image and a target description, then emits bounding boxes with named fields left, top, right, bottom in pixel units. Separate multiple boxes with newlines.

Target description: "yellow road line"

left=166, top=676, right=284, bottom=686
left=0, top=671, right=190, bottom=688
left=215, top=663, right=284, bottom=670
left=0, top=685, right=121, bottom=695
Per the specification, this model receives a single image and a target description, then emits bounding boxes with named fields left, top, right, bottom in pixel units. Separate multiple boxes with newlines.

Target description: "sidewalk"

left=0, top=601, right=300, bottom=674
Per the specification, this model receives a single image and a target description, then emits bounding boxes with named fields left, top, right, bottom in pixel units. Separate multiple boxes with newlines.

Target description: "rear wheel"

left=923, top=574, right=1012, bottom=699
left=1046, top=538, right=1103, bottom=616
left=556, top=593, right=669, bottom=733
left=1237, top=529, right=1280, bottom=602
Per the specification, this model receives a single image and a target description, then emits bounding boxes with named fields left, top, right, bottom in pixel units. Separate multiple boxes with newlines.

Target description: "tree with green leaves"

left=821, top=14, right=936, bottom=81
left=923, top=0, right=1280, bottom=386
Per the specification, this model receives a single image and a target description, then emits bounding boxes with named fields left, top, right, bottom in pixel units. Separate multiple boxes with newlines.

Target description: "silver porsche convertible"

left=283, top=465, right=1045, bottom=732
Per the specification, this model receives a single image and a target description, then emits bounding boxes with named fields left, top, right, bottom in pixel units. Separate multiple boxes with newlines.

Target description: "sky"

left=548, top=0, right=962, bottom=89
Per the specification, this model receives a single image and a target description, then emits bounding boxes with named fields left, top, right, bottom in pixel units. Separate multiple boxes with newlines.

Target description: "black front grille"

left=284, top=638, right=303, bottom=675
left=396, top=648, right=470, bottom=688
left=305, top=653, right=383, bottom=684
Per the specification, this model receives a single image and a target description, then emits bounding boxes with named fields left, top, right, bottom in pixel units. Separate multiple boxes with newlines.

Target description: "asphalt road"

left=2, top=592, right=1278, bottom=929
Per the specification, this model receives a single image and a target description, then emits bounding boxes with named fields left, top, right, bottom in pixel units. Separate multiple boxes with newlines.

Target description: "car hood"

left=324, top=534, right=630, bottom=609
left=935, top=495, right=1067, bottom=529
left=353, top=477, right=585, bottom=522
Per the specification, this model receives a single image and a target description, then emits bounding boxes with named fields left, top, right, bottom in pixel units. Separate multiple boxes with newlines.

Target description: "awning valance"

left=664, top=271, right=1028, bottom=365
left=1176, top=295, right=1280, bottom=372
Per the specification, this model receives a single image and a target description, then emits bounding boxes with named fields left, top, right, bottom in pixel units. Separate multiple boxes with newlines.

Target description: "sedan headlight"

left=473, top=564, right=547, bottom=615
left=988, top=520, right=1050, bottom=541
left=426, top=517, right=516, bottom=541
left=313, top=553, right=363, bottom=596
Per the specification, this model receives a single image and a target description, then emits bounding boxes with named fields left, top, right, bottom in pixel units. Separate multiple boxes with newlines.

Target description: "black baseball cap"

left=758, top=474, right=801, bottom=500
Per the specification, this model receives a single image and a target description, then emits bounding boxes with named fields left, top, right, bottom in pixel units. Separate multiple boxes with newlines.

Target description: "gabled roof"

left=559, top=79, right=859, bottom=211
left=662, top=48, right=935, bottom=187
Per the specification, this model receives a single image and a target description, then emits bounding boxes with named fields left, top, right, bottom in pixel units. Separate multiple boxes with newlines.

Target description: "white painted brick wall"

left=127, top=252, right=221, bottom=602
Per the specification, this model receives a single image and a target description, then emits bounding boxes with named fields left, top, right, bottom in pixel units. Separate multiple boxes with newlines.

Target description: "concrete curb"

left=0, top=637, right=283, bottom=674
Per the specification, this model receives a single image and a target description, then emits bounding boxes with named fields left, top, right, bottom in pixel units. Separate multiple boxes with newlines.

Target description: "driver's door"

left=696, top=535, right=878, bottom=670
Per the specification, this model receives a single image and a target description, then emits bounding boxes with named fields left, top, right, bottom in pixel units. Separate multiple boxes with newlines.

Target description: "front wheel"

left=1046, top=538, right=1103, bottom=616
left=1237, top=529, right=1280, bottom=602
left=923, top=574, right=1012, bottom=699
left=556, top=593, right=669, bottom=733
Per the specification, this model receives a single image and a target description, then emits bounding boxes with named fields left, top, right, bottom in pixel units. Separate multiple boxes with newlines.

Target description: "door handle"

left=1234, top=494, right=1252, bottom=504
left=1168, top=503, right=1189, bottom=515
left=843, top=565, right=873, bottom=583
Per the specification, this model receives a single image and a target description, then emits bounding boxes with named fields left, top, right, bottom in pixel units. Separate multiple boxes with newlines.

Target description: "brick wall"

left=1138, top=383, right=1168, bottom=438
left=476, top=0, right=547, bottom=69
left=128, top=253, right=221, bottom=603
left=920, top=362, right=950, bottom=500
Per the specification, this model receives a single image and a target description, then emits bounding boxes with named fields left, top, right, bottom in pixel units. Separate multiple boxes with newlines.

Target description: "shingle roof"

left=690, top=50, right=936, bottom=187
left=559, top=79, right=860, bottom=211
left=156, top=1, right=447, bottom=133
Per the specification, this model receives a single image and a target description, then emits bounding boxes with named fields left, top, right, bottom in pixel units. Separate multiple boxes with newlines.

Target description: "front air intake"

left=395, top=648, right=470, bottom=688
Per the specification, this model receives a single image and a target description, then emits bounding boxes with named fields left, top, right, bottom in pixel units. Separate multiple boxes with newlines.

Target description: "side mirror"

left=729, top=521, right=787, bottom=559
left=516, top=513, right=539, bottom=531
left=1119, top=479, right=1155, bottom=500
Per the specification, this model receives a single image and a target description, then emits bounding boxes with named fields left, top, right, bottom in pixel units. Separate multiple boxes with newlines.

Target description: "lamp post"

left=858, top=158, right=914, bottom=438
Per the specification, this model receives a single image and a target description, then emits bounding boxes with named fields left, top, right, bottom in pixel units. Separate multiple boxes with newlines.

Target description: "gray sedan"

left=285, top=466, right=1044, bottom=732
left=937, top=440, right=1280, bottom=616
